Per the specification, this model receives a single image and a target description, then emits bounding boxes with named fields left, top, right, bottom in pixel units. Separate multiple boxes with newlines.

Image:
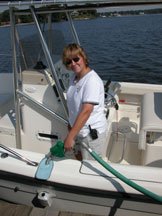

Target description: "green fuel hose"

left=51, top=141, right=162, bottom=202
left=81, top=142, right=162, bottom=203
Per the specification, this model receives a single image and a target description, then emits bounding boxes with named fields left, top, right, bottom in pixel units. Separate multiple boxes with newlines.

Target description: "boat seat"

left=139, top=92, right=162, bottom=150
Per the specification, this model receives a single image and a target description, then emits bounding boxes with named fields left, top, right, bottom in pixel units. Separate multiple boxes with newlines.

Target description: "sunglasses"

left=65, top=57, right=80, bottom=66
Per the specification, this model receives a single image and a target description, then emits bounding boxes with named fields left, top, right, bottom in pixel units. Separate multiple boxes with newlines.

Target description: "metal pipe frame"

left=66, top=11, right=80, bottom=45
left=47, top=14, right=53, bottom=56
left=16, top=30, right=28, bottom=69
left=9, top=7, right=22, bottom=149
left=30, top=5, right=68, bottom=118
left=0, top=144, right=38, bottom=166
left=17, top=90, right=68, bottom=125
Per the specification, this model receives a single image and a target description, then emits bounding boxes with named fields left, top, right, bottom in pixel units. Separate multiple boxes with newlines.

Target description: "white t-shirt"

left=67, top=70, right=107, bottom=137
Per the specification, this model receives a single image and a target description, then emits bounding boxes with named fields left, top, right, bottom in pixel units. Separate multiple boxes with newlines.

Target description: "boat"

left=1, top=0, right=162, bottom=215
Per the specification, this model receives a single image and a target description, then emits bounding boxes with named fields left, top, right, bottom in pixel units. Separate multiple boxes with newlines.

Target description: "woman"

left=62, top=43, right=107, bottom=160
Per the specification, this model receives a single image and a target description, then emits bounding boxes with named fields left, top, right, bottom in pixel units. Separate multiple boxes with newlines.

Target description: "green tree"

left=0, top=10, right=10, bottom=22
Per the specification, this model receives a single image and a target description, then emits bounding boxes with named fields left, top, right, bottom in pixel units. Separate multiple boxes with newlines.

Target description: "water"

left=0, top=26, right=12, bottom=74
left=0, top=14, right=162, bottom=84
left=75, top=14, right=162, bottom=83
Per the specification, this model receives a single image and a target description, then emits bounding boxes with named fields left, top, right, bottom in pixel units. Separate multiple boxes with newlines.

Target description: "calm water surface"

left=0, top=14, right=162, bottom=84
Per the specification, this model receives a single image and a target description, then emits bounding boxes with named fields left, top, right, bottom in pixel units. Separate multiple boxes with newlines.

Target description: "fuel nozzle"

left=111, top=97, right=119, bottom=110
left=114, top=102, right=119, bottom=110
left=104, top=78, right=111, bottom=99
left=50, top=141, right=65, bottom=157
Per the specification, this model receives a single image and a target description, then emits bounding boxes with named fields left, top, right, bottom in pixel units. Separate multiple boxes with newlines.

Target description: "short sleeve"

left=82, top=75, right=101, bottom=105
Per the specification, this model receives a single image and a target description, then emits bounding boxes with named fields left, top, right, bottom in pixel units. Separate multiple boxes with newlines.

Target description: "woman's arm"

left=64, top=103, right=94, bottom=151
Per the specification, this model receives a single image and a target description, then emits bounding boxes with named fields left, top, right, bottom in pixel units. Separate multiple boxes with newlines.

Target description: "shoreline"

left=0, top=12, right=162, bottom=28
left=0, top=22, right=34, bottom=28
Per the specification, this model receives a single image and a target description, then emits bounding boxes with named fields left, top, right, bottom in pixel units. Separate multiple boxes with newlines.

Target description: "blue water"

left=1, top=14, right=162, bottom=84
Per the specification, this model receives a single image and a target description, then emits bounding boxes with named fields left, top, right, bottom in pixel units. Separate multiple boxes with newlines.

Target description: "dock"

left=0, top=200, right=98, bottom=216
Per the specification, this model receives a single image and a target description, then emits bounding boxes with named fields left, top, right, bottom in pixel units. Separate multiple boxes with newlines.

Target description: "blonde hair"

left=62, top=43, right=89, bottom=67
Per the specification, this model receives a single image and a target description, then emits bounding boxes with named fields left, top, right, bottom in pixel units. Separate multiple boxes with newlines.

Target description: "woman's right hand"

left=64, top=134, right=75, bottom=151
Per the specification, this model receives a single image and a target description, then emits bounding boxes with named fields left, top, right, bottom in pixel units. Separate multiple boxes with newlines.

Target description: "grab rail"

left=17, top=90, right=68, bottom=125
left=0, top=144, right=38, bottom=166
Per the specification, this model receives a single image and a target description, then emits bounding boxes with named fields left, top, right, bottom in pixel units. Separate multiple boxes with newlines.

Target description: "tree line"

left=1, top=7, right=162, bottom=26
left=0, top=8, right=97, bottom=26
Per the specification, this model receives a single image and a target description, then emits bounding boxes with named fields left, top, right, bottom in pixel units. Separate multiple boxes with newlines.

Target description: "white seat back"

left=139, top=92, right=162, bottom=150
